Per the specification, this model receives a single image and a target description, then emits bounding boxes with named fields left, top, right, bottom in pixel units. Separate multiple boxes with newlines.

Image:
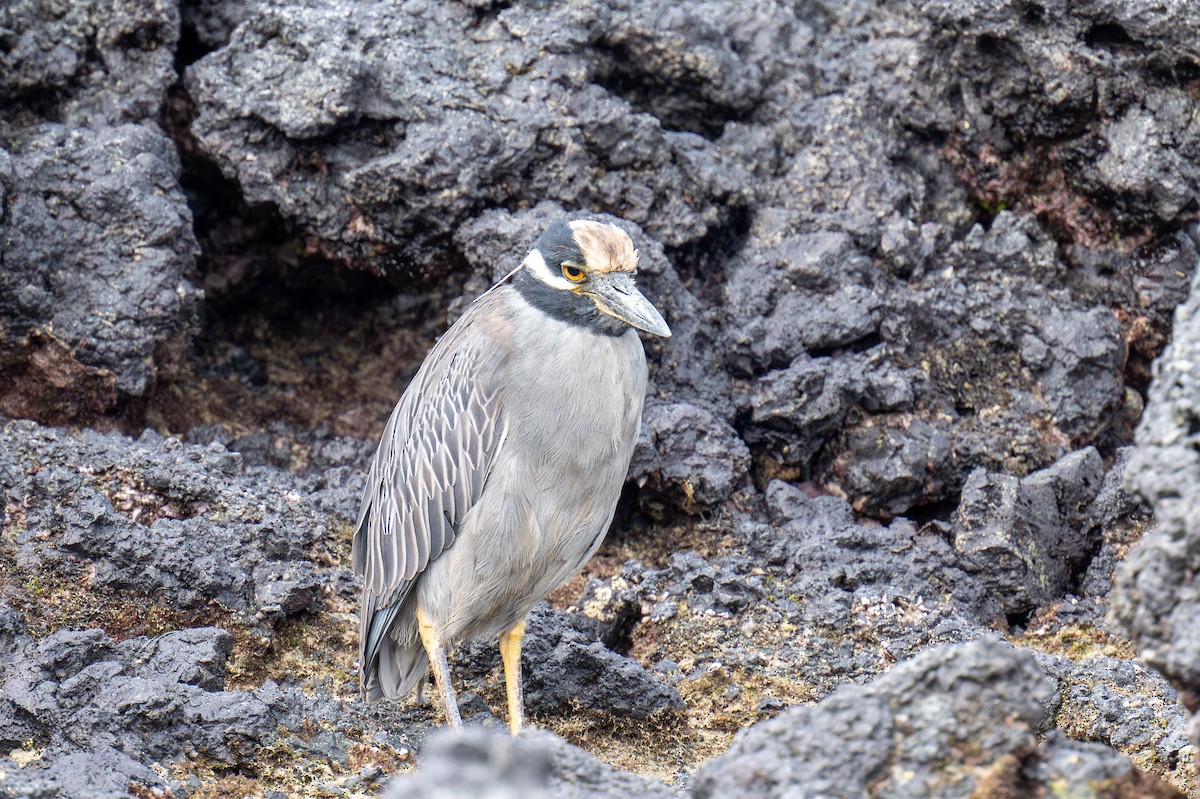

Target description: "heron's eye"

left=562, top=263, right=586, bottom=282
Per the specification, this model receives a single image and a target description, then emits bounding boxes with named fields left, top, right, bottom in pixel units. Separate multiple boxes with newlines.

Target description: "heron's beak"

left=587, top=272, right=672, bottom=338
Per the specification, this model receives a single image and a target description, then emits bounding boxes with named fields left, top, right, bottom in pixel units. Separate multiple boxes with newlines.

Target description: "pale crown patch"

left=568, top=220, right=639, bottom=274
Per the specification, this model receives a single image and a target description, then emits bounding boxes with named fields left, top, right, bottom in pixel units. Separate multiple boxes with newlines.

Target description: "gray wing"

left=352, top=302, right=508, bottom=680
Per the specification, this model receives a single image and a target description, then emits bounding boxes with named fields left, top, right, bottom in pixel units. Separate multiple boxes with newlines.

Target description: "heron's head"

left=516, top=219, right=671, bottom=338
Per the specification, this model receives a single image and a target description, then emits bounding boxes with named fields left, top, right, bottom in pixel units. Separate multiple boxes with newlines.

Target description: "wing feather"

left=352, top=298, right=509, bottom=687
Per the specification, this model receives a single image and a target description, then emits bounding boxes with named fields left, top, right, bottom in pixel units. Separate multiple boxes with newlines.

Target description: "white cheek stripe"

left=523, top=249, right=578, bottom=291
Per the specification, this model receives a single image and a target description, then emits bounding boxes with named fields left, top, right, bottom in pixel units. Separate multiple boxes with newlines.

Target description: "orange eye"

left=561, top=263, right=586, bottom=282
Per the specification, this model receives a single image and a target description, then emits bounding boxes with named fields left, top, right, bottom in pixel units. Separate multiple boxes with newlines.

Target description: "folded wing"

left=352, top=309, right=507, bottom=686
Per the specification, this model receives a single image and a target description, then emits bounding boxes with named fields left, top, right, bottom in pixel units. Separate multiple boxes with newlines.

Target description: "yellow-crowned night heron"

left=352, top=219, right=671, bottom=734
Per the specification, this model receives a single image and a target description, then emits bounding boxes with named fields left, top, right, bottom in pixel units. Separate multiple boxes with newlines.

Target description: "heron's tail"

left=364, top=638, right=429, bottom=702
left=360, top=595, right=428, bottom=702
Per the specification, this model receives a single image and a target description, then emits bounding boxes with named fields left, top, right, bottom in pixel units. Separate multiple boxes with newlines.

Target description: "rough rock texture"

left=0, top=422, right=689, bottom=795
left=384, top=644, right=1185, bottom=799
left=0, top=125, right=200, bottom=407
left=735, top=212, right=1139, bottom=515
left=0, top=613, right=416, bottom=799
left=632, top=400, right=750, bottom=509
left=0, top=419, right=354, bottom=627
left=689, top=639, right=1181, bottom=798
left=1, top=627, right=268, bottom=762
left=382, top=728, right=675, bottom=799
left=1115, top=258, right=1200, bottom=701
left=0, top=0, right=181, bottom=127
left=507, top=607, right=684, bottom=720
left=1039, top=652, right=1194, bottom=778
left=5, top=0, right=1196, bottom=511
left=903, top=0, right=1200, bottom=230
left=453, top=605, right=684, bottom=723
left=0, top=0, right=202, bottom=415
left=4, top=419, right=1185, bottom=796
left=178, top=0, right=1200, bottom=513
left=952, top=446, right=1104, bottom=616
left=184, top=0, right=754, bottom=269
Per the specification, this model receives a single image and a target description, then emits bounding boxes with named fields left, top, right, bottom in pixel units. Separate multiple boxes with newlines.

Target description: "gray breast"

left=416, top=287, right=648, bottom=641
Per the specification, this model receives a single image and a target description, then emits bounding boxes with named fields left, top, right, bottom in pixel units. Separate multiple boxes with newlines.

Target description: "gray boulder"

left=1038, top=653, right=1194, bottom=777
left=953, top=447, right=1104, bottom=616
left=0, top=124, right=200, bottom=409
left=184, top=0, right=761, bottom=271
left=520, top=607, right=684, bottom=720
left=632, top=400, right=750, bottom=509
left=0, top=626, right=276, bottom=798
left=691, top=639, right=1181, bottom=798
left=456, top=605, right=684, bottom=721
left=384, top=727, right=674, bottom=799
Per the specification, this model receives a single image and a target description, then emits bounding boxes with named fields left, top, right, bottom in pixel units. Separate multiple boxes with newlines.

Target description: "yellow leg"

left=417, top=606, right=462, bottom=729
left=499, top=619, right=526, bottom=736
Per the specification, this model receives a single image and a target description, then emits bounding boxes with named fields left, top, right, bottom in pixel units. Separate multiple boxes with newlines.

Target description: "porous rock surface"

left=0, top=125, right=200, bottom=412
left=0, top=614, right=420, bottom=798
left=689, top=640, right=1164, bottom=799
left=1115, top=260, right=1200, bottom=701
left=517, top=606, right=685, bottom=720
left=394, top=642, right=1186, bottom=799
left=0, top=0, right=201, bottom=415
left=180, top=0, right=1199, bottom=514
left=1, top=0, right=1199, bottom=795
left=0, top=419, right=350, bottom=626
left=0, top=0, right=181, bottom=127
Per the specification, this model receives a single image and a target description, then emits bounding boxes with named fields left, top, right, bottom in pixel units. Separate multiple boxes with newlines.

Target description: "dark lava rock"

left=952, top=447, right=1104, bottom=616
left=0, top=124, right=200, bottom=410
left=741, top=353, right=872, bottom=472
left=904, top=0, right=1200, bottom=229
left=589, top=489, right=999, bottom=709
left=1080, top=447, right=1154, bottom=601
left=170, top=0, right=1197, bottom=523
left=690, top=639, right=1182, bottom=798
left=1038, top=653, right=1194, bottom=776
left=184, top=0, right=758, bottom=270
left=1, top=0, right=1198, bottom=793
left=0, top=745, right=158, bottom=799
left=183, top=0, right=261, bottom=50
left=632, top=399, right=750, bottom=508
left=737, top=212, right=1128, bottom=516
left=384, top=727, right=674, bottom=799
left=0, top=0, right=180, bottom=127
left=752, top=482, right=1001, bottom=632
left=1115, top=257, right=1200, bottom=698
left=0, top=627, right=267, bottom=760
left=458, top=605, right=683, bottom=721
left=0, top=610, right=423, bottom=799
left=1032, top=731, right=1187, bottom=799
left=0, top=625, right=275, bottom=797
left=0, top=419, right=359, bottom=628
left=521, top=607, right=683, bottom=720
left=0, top=605, right=29, bottom=660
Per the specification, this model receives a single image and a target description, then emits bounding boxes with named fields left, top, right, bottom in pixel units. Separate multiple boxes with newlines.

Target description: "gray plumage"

left=352, top=219, right=670, bottom=729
